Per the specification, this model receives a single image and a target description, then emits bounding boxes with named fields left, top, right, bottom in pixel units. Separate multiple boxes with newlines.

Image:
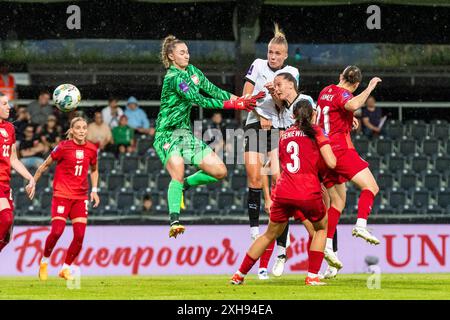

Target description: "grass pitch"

left=0, top=274, right=449, bottom=300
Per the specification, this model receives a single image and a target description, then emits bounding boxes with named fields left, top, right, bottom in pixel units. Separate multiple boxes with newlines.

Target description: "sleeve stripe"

left=244, top=77, right=255, bottom=86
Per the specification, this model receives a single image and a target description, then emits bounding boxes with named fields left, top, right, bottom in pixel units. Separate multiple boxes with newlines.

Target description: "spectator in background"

left=124, top=96, right=153, bottom=136
left=112, top=115, right=135, bottom=155
left=0, top=61, right=16, bottom=101
left=40, top=115, right=62, bottom=154
left=18, top=124, right=46, bottom=171
left=141, top=194, right=154, bottom=215
left=14, top=106, right=32, bottom=142
left=204, top=111, right=226, bottom=155
left=362, top=96, right=385, bottom=138
left=27, top=90, right=53, bottom=128
left=102, top=96, right=123, bottom=129
left=87, top=111, right=113, bottom=152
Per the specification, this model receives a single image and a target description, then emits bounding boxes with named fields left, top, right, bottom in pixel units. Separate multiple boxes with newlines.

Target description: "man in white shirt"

left=101, top=96, right=123, bottom=129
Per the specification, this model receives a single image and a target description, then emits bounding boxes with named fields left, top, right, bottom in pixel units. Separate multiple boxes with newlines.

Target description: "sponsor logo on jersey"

left=190, top=74, right=199, bottom=85
left=179, top=81, right=189, bottom=93
left=0, top=128, right=8, bottom=138
left=247, top=65, right=254, bottom=76
left=57, top=206, right=65, bottom=214
left=76, top=150, right=84, bottom=160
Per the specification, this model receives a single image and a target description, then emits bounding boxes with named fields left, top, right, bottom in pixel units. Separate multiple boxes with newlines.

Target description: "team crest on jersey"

left=76, top=150, right=84, bottom=160
left=0, top=128, right=8, bottom=138
left=191, top=74, right=200, bottom=85
left=343, top=92, right=350, bottom=99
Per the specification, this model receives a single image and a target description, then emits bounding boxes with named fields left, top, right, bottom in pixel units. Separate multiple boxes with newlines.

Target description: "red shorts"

left=322, top=148, right=369, bottom=188
left=270, top=197, right=326, bottom=223
left=51, top=197, right=88, bottom=220
left=0, top=184, right=14, bottom=211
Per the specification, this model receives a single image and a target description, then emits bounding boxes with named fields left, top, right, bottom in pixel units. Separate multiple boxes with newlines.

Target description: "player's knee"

left=247, top=176, right=262, bottom=189
left=370, top=184, right=380, bottom=196
left=214, top=165, right=227, bottom=180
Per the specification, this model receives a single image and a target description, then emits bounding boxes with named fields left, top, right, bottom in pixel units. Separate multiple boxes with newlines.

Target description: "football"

left=52, top=84, right=81, bottom=112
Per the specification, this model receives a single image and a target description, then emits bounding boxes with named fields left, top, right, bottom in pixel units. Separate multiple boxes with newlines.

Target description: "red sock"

left=64, top=223, right=86, bottom=265
left=239, top=253, right=257, bottom=275
left=0, top=208, right=14, bottom=252
left=259, top=240, right=275, bottom=269
left=357, top=189, right=375, bottom=220
left=327, top=207, right=341, bottom=239
left=43, top=219, right=66, bottom=258
left=308, top=250, right=325, bottom=275
left=307, top=236, right=312, bottom=255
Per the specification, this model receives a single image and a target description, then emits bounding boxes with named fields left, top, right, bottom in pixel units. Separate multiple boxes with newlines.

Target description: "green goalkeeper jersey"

left=155, top=64, right=231, bottom=133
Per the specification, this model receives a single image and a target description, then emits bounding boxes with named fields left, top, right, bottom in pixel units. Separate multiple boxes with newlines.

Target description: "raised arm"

left=196, top=67, right=235, bottom=101
left=10, top=144, right=36, bottom=200
left=345, top=77, right=382, bottom=112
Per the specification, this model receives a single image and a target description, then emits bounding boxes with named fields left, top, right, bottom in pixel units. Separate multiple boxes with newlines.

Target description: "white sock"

left=250, top=227, right=260, bottom=240
left=356, top=218, right=367, bottom=228
left=237, top=270, right=245, bottom=277
left=41, top=257, right=49, bottom=264
left=326, top=238, right=333, bottom=250
left=277, top=245, right=286, bottom=257
left=308, top=272, right=318, bottom=278
left=62, top=263, right=71, bottom=270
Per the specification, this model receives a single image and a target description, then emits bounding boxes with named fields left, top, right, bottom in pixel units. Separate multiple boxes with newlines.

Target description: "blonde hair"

left=66, top=117, right=87, bottom=140
left=160, top=35, right=186, bottom=69
left=269, top=23, right=288, bottom=49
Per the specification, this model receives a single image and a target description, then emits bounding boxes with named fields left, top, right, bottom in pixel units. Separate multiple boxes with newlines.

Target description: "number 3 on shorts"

left=286, top=141, right=300, bottom=173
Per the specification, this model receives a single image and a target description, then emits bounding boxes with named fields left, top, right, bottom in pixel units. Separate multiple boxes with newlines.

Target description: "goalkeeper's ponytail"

left=161, top=35, right=186, bottom=69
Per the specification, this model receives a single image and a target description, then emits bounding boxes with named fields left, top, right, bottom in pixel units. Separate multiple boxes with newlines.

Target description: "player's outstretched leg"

left=59, top=221, right=86, bottom=281
left=351, top=168, right=380, bottom=245
left=40, top=218, right=66, bottom=280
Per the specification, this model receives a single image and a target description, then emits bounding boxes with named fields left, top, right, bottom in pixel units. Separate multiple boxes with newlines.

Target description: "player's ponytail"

left=269, top=23, right=288, bottom=49
left=293, top=99, right=316, bottom=141
left=66, top=117, right=87, bottom=140
left=342, top=65, right=362, bottom=84
left=160, top=35, right=185, bottom=69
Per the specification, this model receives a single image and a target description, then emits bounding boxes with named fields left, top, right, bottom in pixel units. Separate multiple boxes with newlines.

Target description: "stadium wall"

left=0, top=225, right=449, bottom=276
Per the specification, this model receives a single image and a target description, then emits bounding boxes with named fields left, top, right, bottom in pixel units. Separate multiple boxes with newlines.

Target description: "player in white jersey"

left=242, top=24, right=299, bottom=280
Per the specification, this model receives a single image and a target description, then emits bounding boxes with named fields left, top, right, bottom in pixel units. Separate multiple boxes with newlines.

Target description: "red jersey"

left=272, top=125, right=330, bottom=201
left=316, top=84, right=354, bottom=151
left=51, top=140, right=98, bottom=200
left=0, top=121, right=16, bottom=188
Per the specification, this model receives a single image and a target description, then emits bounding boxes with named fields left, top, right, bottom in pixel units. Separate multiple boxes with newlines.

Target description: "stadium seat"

left=230, top=174, right=247, bottom=191
left=398, top=171, right=418, bottom=190
left=354, top=137, right=370, bottom=155
left=375, top=138, right=394, bottom=155
left=388, top=190, right=407, bottom=209
left=365, top=154, right=381, bottom=172
left=190, top=192, right=211, bottom=211
left=116, top=192, right=136, bottom=212
left=377, top=172, right=394, bottom=189
left=401, top=208, right=422, bottom=215
left=398, top=138, right=417, bottom=156
left=432, top=122, right=449, bottom=139
left=227, top=207, right=245, bottom=216
left=14, top=191, right=34, bottom=214
left=93, top=191, right=112, bottom=215
left=437, top=189, right=450, bottom=209
left=387, top=154, right=406, bottom=172
left=386, top=122, right=404, bottom=139
left=119, top=154, right=140, bottom=172
left=412, top=189, right=430, bottom=209
left=10, top=174, right=24, bottom=190
left=36, top=174, right=51, bottom=192
left=98, top=154, right=116, bottom=174
left=106, top=174, right=126, bottom=191
left=410, top=155, right=429, bottom=172
left=423, top=171, right=442, bottom=190
left=423, top=139, right=440, bottom=156
left=345, top=190, right=358, bottom=210
left=434, top=155, right=450, bottom=172
left=217, top=191, right=235, bottom=209
left=155, top=174, right=171, bottom=191
left=131, top=174, right=151, bottom=191
left=145, top=156, right=164, bottom=174
left=39, top=192, right=53, bottom=215
left=136, top=137, right=154, bottom=156
left=410, top=123, right=428, bottom=140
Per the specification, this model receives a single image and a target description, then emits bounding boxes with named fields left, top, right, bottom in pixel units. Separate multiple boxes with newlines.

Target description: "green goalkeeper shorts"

left=154, top=129, right=213, bottom=167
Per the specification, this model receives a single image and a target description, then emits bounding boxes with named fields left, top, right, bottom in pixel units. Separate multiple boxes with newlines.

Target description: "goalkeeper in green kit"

left=155, top=35, right=265, bottom=238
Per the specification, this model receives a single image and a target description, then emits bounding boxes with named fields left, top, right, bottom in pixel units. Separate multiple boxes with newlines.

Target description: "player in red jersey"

left=231, top=99, right=336, bottom=286
left=34, top=117, right=100, bottom=281
left=316, top=66, right=381, bottom=269
left=0, top=92, right=36, bottom=253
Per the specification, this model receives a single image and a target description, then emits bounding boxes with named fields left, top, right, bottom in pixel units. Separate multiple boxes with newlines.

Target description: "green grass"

left=0, top=274, right=449, bottom=300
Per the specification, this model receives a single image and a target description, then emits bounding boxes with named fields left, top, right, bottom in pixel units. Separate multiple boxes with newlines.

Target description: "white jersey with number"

left=244, top=58, right=299, bottom=126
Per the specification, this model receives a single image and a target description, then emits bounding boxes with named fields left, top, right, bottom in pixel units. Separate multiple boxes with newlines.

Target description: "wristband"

left=91, top=187, right=99, bottom=193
